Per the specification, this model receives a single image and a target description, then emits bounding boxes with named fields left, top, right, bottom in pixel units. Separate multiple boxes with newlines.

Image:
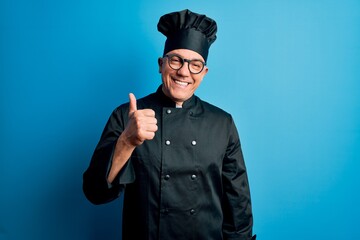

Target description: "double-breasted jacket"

left=83, top=86, right=254, bottom=240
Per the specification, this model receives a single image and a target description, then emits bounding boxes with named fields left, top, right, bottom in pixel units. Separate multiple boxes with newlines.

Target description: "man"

left=83, top=9, right=256, bottom=240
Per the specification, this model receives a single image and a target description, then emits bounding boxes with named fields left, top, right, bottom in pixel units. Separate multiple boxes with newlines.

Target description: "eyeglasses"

left=164, top=54, right=206, bottom=74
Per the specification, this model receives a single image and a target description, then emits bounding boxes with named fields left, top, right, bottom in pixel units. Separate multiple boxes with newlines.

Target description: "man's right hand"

left=108, top=93, right=158, bottom=183
left=122, top=93, right=158, bottom=146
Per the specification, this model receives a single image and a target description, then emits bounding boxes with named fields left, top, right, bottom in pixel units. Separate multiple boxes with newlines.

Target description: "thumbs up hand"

left=123, top=93, right=158, bottom=146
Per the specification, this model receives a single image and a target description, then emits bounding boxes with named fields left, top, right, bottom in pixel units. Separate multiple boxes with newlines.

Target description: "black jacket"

left=83, top=86, right=255, bottom=240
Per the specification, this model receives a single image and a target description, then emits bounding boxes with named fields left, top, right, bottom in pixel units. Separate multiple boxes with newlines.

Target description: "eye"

left=170, top=56, right=182, bottom=63
left=190, top=61, right=203, bottom=69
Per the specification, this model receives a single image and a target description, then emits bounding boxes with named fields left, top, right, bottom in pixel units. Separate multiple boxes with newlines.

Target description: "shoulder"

left=196, top=97, right=240, bottom=141
left=197, top=97, right=232, bottom=120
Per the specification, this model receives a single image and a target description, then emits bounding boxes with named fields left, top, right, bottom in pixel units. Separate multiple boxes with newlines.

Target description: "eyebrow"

left=168, top=53, right=204, bottom=62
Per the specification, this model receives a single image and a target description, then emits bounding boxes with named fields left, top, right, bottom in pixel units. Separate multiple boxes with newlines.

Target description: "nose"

left=176, top=61, right=191, bottom=76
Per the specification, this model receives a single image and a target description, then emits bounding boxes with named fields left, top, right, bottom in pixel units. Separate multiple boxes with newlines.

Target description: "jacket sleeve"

left=82, top=106, right=136, bottom=205
left=222, top=117, right=255, bottom=240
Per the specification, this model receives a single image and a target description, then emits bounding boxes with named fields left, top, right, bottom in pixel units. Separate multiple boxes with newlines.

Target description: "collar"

left=155, top=85, right=197, bottom=109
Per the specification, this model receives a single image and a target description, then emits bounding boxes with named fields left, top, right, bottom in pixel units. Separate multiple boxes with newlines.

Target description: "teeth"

left=175, top=80, right=188, bottom=86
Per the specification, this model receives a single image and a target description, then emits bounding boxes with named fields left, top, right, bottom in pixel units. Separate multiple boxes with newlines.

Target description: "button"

left=191, top=140, right=197, bottom=146
left=190, top=209, right=195, bottom=215
left=191, top=174, right=197, bottom=180
left=164, top=174, right=170, bottom=180
left=165, top=140, right=171, bottom=145
left=166, top=109, right=172, bottom=114
left=189, top=111, right=193, bottom=116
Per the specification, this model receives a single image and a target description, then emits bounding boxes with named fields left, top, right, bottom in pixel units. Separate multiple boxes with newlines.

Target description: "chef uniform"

left=83, top=9, right=256, bottom=240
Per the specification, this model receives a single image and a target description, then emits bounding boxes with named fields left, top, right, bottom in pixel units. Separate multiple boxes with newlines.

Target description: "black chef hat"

left=157, top=9, right=217, bottom=62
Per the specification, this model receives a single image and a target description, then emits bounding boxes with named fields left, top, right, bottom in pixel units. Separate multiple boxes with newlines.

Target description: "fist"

left=123, top=93, right=158, bottom=146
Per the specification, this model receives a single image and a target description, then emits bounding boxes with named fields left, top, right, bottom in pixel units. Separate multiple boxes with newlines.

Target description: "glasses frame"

left=164, top=54, right=206, bottom=74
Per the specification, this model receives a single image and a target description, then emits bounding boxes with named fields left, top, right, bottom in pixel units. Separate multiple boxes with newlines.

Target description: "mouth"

left=173, top=78, right=190, bottom=87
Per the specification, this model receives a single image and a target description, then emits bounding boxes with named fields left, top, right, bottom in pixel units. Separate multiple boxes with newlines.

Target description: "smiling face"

left=158, top=49, right=208, bottom=106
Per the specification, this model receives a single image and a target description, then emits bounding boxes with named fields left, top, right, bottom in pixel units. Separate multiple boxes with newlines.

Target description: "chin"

left=170, top=91, right=189, bottom=101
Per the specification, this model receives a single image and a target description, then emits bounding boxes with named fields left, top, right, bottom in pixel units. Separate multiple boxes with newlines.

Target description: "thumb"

left=129, top=93, right=137, bottom=114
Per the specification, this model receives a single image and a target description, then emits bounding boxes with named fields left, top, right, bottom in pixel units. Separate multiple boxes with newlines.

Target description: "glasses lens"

left=189, top=60, right=204, bottom=74
left=168, top=55, right=183, bottom=70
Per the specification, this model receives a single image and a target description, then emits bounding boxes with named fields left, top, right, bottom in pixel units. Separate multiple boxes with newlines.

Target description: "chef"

left=83, top=9, right=256, bottom=240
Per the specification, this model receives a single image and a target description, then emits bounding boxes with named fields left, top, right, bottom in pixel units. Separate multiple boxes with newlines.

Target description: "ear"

left=158, top=57, right=163, bottom=73
left=202, top=66, right=209, bottom=77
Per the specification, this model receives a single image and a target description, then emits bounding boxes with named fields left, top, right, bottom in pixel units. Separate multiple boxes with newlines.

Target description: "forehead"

left=167, top=49, right=204, bottom=61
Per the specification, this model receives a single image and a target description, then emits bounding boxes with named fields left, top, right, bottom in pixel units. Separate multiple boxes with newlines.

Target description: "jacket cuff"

left=106, top=152, right=136, bottom=188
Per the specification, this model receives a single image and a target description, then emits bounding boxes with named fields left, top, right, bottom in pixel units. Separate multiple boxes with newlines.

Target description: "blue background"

left=1, top=0, right=359, bottom=239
